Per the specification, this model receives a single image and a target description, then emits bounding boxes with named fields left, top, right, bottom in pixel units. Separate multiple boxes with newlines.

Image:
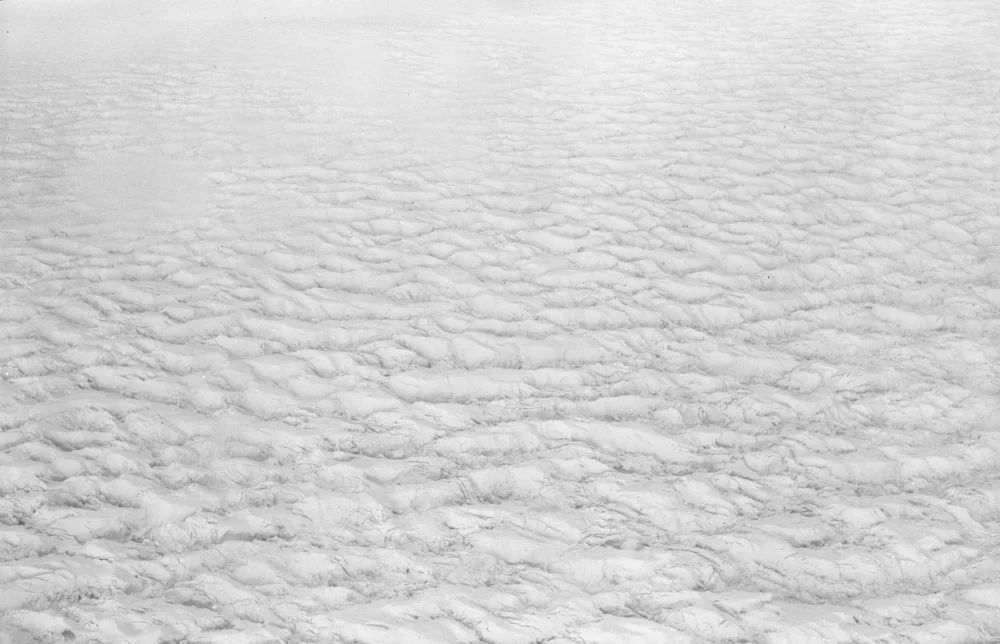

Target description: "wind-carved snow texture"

left=2, top=0, right=1000, bottom=642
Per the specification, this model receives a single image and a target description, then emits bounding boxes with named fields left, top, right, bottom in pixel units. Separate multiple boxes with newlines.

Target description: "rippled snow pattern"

left=2, top=0, right=1000, bottom=642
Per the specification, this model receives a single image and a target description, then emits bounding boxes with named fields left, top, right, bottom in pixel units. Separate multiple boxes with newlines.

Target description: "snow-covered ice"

left=2, top=0, right=999, bottom=641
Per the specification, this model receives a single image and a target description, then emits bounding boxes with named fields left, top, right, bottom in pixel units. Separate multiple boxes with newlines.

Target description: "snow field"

left=2, top=0, right=1000, bottom=642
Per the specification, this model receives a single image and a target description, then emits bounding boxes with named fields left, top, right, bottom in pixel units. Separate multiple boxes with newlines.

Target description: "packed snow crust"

left=2, top=0, right=1000, bottom=642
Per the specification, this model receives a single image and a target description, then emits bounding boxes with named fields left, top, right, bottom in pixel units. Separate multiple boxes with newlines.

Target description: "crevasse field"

left=2, top=0, right=999, bottom=641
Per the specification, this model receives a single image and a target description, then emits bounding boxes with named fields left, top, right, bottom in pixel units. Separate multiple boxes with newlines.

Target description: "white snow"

left=2, top=0, right=1000, bottom=641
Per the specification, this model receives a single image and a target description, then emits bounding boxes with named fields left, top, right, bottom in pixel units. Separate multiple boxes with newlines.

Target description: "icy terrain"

left=2, top=0, right=1000, bottom=641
